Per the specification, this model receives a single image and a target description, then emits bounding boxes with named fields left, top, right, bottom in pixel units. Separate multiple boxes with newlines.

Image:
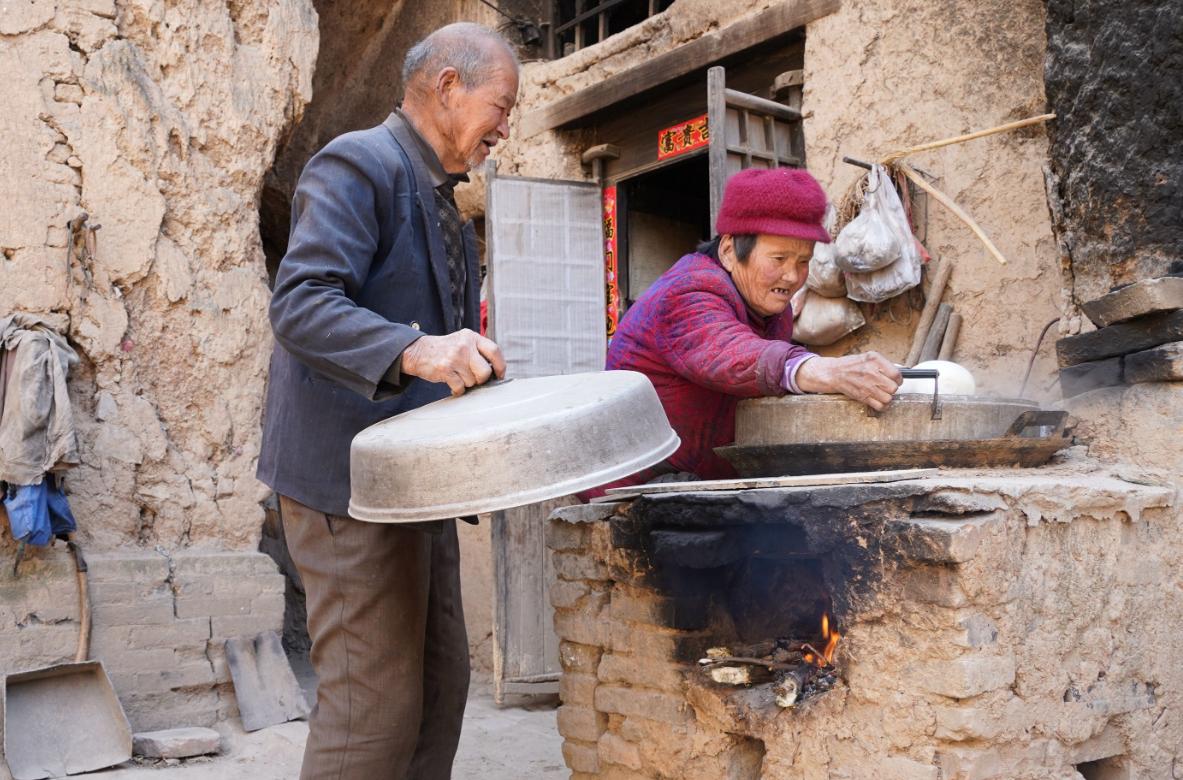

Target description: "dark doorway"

left=618, top=153, right=711, bottom=309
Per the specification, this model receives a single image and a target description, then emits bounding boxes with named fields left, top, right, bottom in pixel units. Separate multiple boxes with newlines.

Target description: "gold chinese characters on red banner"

left=657, top=114, right=709, bottom=161
left=603, top=185, right=620, bottom=338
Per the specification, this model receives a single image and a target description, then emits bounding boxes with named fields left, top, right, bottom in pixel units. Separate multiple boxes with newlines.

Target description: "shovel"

left=3, top=539, right=133, bottom=780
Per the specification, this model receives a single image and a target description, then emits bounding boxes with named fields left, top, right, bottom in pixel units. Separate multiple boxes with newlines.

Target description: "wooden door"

left=707, top=65, right=805, bottom=225
left=484, top=163, right=605, bottom=702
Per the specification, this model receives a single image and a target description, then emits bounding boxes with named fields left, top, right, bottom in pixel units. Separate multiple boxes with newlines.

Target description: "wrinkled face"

left=720, top=234, right=815, bottom=317
left=437, top=53, right=519, bottom=172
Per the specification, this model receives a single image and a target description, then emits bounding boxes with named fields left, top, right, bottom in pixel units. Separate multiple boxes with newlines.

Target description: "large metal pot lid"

left=349, top=370, right=679, bottom=523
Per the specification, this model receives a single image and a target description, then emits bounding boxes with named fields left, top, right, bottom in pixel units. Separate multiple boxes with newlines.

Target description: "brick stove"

left=545, top=461, right=1181, bottom=779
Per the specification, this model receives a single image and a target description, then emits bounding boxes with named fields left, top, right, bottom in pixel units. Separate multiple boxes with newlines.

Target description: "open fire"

left=698, top=612, right=841, bottom=708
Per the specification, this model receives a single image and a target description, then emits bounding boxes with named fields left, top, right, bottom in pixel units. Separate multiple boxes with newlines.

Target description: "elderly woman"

left=600, top=167, right=901, bottom=491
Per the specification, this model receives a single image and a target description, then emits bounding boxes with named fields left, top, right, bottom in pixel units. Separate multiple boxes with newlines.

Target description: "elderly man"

left=256, top=23, right=518, bottom=779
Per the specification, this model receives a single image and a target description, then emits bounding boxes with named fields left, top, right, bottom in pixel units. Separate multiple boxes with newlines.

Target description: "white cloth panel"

left=489, top=177, right=606, bottom=378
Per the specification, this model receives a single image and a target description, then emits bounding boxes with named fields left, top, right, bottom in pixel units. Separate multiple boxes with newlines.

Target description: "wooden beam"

left=518, top=0, right=840, bottom=138
left=724, top=88, right=802, bottom=122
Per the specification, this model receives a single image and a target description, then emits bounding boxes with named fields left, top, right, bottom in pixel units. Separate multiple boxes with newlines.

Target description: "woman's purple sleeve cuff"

left=782, top=354, right=817, bottom=394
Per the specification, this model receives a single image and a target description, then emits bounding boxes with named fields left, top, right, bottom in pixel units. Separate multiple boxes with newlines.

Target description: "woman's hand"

left=795, top=352, right=902, bottom=411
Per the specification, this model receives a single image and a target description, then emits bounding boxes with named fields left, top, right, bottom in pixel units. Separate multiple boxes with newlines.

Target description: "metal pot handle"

left=899, top=368, right=942, bottom=420
left=1003, top=410, right=1072, bottom=439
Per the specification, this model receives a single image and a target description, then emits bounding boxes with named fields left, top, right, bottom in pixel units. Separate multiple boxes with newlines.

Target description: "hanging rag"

left=0, top=313, right=80, bottom=486
left=3, top=475, right=77, bottom=546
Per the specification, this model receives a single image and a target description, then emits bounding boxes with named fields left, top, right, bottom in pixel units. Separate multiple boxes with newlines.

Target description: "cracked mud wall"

left=803, top=0, right=1062, bottom=400
left=0, top=0, right=318, bottom=551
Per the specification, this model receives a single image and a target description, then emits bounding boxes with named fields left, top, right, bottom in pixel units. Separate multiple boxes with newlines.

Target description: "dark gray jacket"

left=257, top=115, right=480, bottom=516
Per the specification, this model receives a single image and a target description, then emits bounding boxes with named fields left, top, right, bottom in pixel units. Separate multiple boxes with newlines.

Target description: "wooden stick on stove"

left=919, top=303, right=953, bottom=364
left=698, top=655, right=798, bottom=671
left=939, top=313, right=962, bottom=361
left=905, top=259, right=953, bottom=366
left=773, top=666, right=810, bottom=708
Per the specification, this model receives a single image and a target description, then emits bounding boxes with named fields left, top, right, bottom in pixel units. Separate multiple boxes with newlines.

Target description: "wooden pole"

left=898, top=164, right=1009, bottom=266
left=919, top=303, right=953, bottom=364
left=882, top=113, right=1056, bottom=163
left=939, top=313, right=962, bottom=361
left=905, top=260, right=953, bottom=366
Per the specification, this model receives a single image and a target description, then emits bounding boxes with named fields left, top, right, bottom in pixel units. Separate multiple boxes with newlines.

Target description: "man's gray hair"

left=402, top=22, right=518, bottom=92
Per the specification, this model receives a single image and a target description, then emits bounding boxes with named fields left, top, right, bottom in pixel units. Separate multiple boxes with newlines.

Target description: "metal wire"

left=1020, top=317, right=1061, bottom=397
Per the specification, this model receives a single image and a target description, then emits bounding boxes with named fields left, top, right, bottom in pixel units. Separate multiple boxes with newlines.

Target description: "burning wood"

left=697, top=614, right=843, bottom=708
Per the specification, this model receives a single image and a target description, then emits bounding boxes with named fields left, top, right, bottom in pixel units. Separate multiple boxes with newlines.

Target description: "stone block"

left=211, top=613, right=282, bottom=641
left=879, top=756, right=940, bottom=780
left=936, top=746, right=1006, bottom=780
left=560, top=672, right=599, bottom=706
left=562, top=740, right=600, bottom=774
left=175, top=596, right=252, bottom=620
left=86, top=553, right=169, bottom=585
left=599, top=731, right=642, bottom=771
left=932, top=704, right=1004, bottom=741
left=550, top=579, right=592, bottom=609
left=556, top=704, right=608, bottom=742
left=171, top=552, right=280, bottom=579
left=901, top=567, right=970, bottom=608
left=1056, top=309, right=1183, bottom=367
left=1081, top=275, right=1183, bottom=328
left=887, top=514, right=1004, bottom=564
left=91, top=596, right=177, bottom=626
left=1060, top=356, right=1124, bottom=397
left=609, top=587, right=708, bottom=630
left=1124, top=340, right=1183, bottom=384
left=607, top=621, right=709, bottom=661
left=552, top=551, right=610, bottom=582
left=127, top=619, right=212, bottom=649
left=550, top=503, right=621, bottom=524
left=133, top=727, right=221, bottom=758
left=953, top=614, right=999, bottom=649
left=912, top=655, right=1015, bottom=700
left=547, top=520, right=590, bottom=551
left=594, top=684, right=691, bottom=724
left=560, top=641, right=603, bottom=674
left=554, top=608, right=609, bottom=648
left=597, top=652, right=686, bottom=694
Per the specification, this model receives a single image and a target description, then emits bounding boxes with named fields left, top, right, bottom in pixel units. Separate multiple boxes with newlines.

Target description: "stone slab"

left=1124, top=340, right=1183, bottom=385
left=886, top=514, right=1004, bottom=564
left=1081, top=276, right=1183, bottom=328
left=132, top=727, right=221, bottom=758
left=1056, top=309, right=1183, bottom=367
left=224, top=631, right=310, bottom=732
left=1059, top=356, right=1124, bottom=398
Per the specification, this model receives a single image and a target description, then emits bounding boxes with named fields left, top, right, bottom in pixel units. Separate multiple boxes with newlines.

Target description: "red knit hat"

left=715, top=167, right=831, bottom=244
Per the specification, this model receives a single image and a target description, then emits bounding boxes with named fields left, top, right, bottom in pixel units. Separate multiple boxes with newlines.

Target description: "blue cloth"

left=257, top=113, right=480, bottom=517
left=3, top=477, right=76, bottom=546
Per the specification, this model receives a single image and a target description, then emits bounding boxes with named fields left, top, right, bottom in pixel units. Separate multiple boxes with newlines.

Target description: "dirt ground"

left=3, top=691, right=564, bottom=780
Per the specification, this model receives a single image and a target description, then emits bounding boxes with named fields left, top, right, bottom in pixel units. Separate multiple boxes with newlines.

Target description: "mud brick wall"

left=547, top=469, right=1181, bottom=780
left=0, top=548, right=284, bottom=733
left=546, top=512, right=764, bottom=780
left=1045, top=0, right=1183, bottom=304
